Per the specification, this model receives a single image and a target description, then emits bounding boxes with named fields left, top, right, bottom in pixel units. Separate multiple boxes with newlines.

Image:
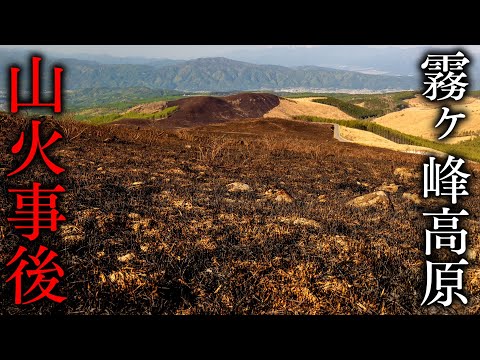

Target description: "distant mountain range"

left=0, top=49, right=419, bottom=92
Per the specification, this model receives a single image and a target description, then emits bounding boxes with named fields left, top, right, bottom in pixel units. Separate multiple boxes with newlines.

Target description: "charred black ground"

left=0, top=114, right=479, bottom=314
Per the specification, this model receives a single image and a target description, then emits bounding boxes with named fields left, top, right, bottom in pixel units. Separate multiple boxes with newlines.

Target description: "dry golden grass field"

left=264, top=97, right=354, bottom=120
left=338, top=126, right=445, bottom=156
left=374, top=95, right=480, bottom=142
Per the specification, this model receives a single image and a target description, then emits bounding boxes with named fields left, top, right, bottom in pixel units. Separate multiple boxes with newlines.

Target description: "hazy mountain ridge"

left=60, top=57, right=417, bottom=91
left=0, top=50, right=419, bottom=92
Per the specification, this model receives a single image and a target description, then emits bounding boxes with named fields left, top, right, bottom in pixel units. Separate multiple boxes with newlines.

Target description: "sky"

left=1, top=45, right=479, bottom=59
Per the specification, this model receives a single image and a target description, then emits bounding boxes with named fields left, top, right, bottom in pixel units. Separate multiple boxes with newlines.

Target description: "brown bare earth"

left=374, top=95, right=480, bottom=141
left=1, top=113, right=480, bottom=315
left=264, top=97, right=354, bottom=120
left=195, top=117, right=337, bottom=142
left=115, top=93, right=453, bottom=156
left=114, top=93, right=280, bottom=128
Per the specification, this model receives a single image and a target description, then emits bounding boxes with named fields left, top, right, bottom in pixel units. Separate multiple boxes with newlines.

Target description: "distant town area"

left=0, top=91, right=6, bottom=111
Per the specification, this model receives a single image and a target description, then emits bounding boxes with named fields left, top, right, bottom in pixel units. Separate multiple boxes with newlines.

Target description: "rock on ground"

left=347, top=191, right=390, bottom=208
left=394, top=167, right=421, bottom=182
left=402, top=192, right=422, bottom=205
left=264, top=189, right=294, bottom=203
left=226, top=182, right=251, bottom=192
left=378, top=183, right=399, bottom=193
